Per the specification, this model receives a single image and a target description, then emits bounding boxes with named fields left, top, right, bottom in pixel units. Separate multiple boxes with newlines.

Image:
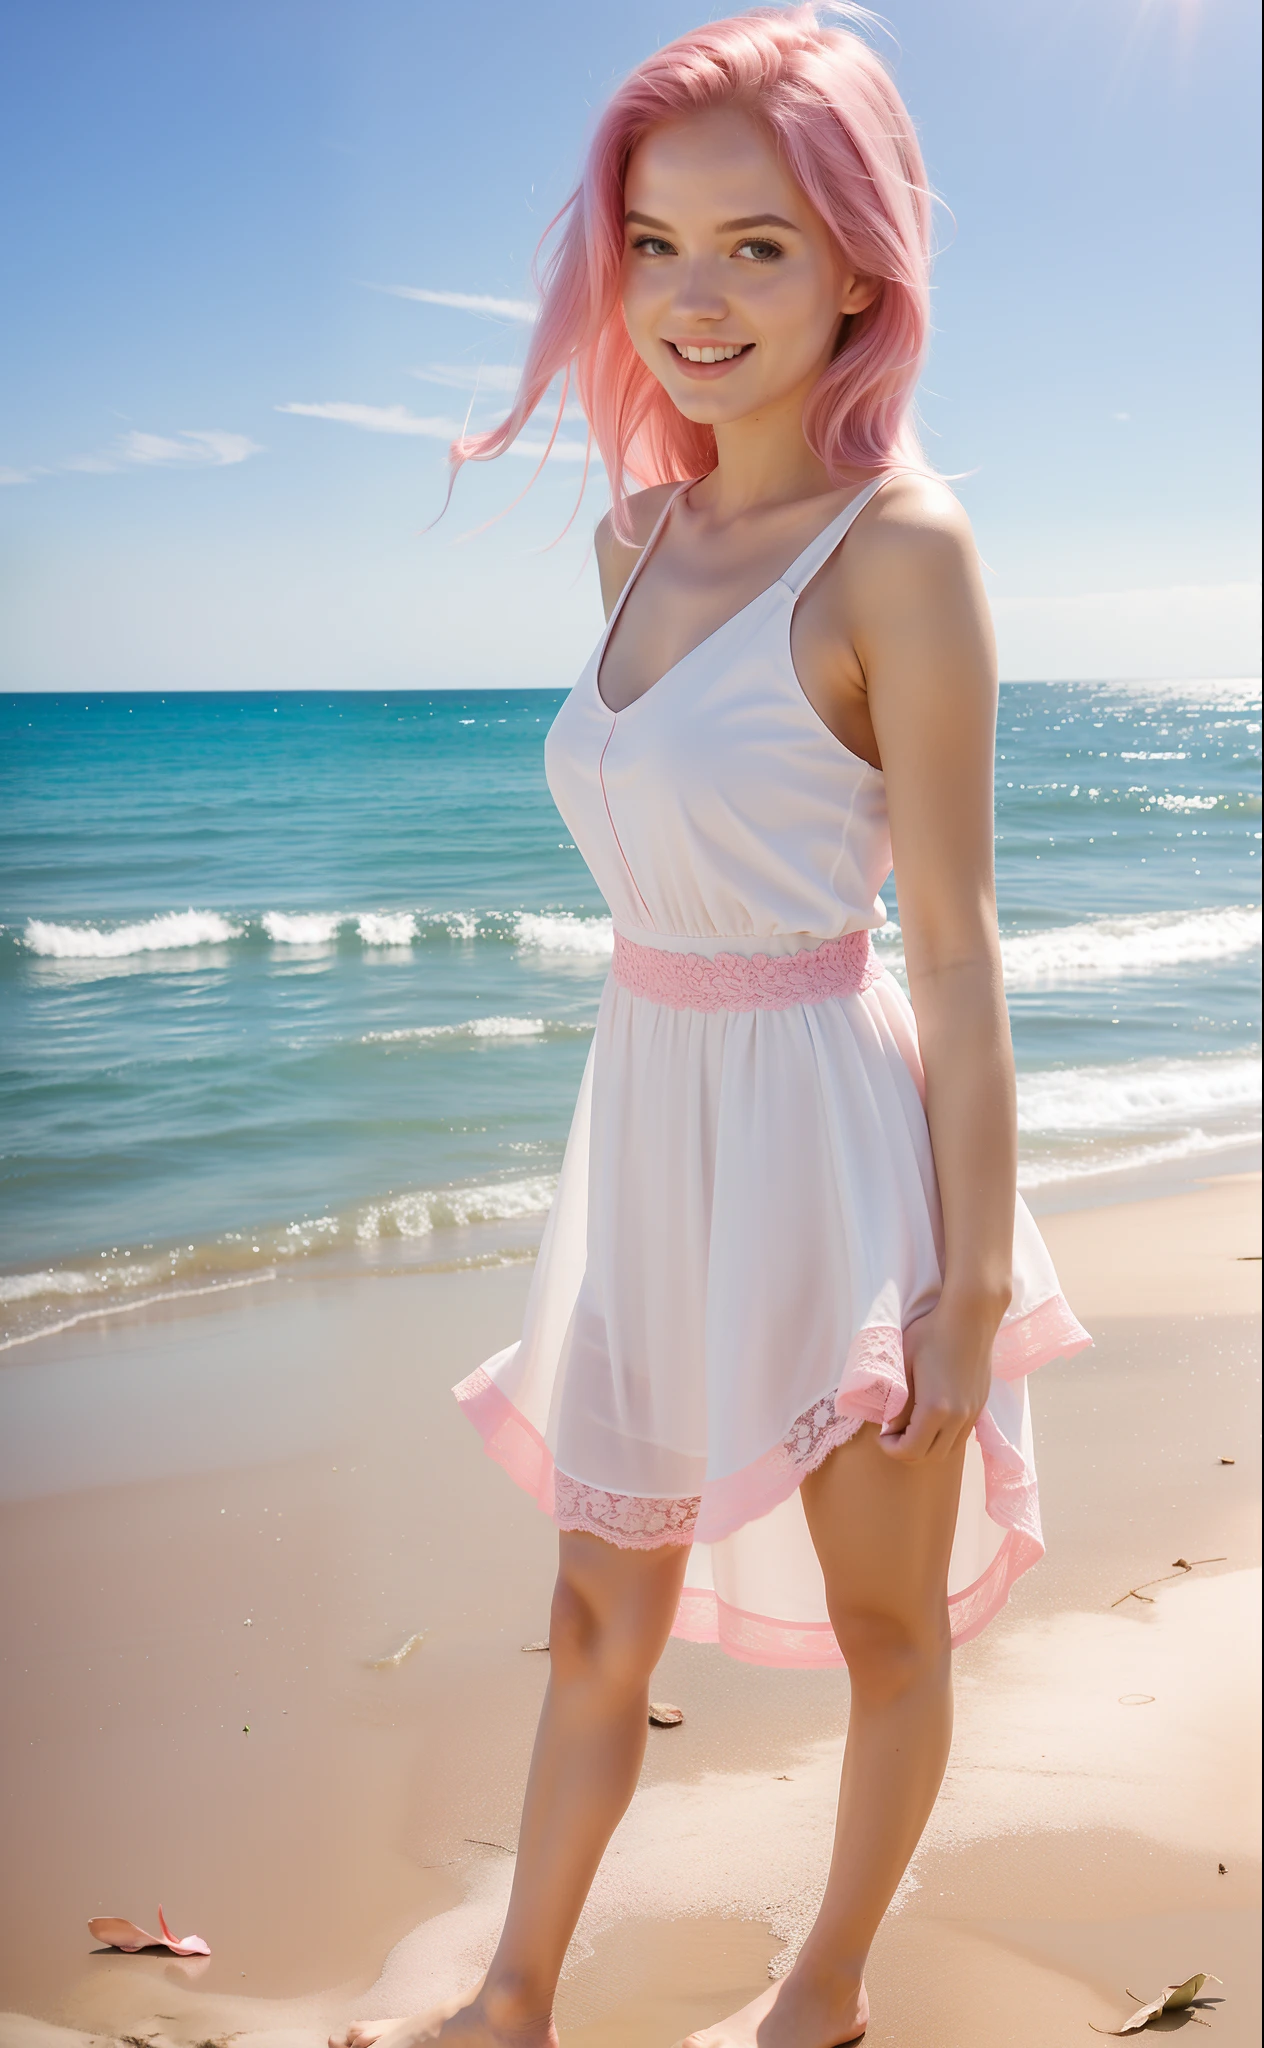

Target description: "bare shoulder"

left=819, top=472, right=993, bottom=696
left=846, top=473, right=978, bottom=589
left=594, top=482, right=679, bottom=616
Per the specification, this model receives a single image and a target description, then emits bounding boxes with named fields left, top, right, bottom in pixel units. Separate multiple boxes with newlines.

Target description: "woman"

left=337, top=8, right=1088, bottom=2044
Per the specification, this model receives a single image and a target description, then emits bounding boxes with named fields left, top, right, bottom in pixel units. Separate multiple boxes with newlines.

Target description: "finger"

left=888, top=1390, right=915, bottom=1436
left=879, top=1405, right=946, bottom=1462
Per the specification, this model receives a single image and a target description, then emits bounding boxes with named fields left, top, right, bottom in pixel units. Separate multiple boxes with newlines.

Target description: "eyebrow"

left=624, top=210, right=801, bottom=233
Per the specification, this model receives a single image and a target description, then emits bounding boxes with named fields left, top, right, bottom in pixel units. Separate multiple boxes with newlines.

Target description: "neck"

left=693, top=372, right=835, bottom=519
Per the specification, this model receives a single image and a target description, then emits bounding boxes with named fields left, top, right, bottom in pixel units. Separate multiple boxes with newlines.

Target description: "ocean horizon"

left=2, top=678, right=1259, bottom=1349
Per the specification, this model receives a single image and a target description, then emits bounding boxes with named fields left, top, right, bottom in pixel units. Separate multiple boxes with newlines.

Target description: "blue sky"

left=1, top=0, right=1259, bottom=689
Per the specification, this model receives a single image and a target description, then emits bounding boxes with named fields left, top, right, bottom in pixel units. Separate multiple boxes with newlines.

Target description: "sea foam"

left=515, top=912, right=615, bottom=956
left=22, top=909, right=242, bottom=958
left=356, top=1174, right=558, bottom=1241
left=1018, top=1128, right=1251, bottom=1189
left=1002, top=906, right=1260, bottom=986
left=0, top=1258, right=165, bottom=1304
left=362, top=1016, right=559, bottom=1044
left=263, top=910, right=342, bottom=944
left=1017, top=1053, right=1260, bottom=1135
left=357, top=911, right=418, bottom=946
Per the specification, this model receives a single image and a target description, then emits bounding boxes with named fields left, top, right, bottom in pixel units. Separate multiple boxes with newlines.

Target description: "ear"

left=840, top=271, right=881, bottom=317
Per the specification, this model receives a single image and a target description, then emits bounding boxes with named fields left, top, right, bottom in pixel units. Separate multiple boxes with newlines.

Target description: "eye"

left=734, top=237, right=783, bottom=263
left=631, top=233, right=676, bottom=257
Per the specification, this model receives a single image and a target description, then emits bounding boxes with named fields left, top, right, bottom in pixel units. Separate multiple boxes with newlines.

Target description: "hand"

left=877, top=1297, right=999, bottom=1464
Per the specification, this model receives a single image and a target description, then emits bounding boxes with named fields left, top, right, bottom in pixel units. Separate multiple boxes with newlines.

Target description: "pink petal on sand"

left=157, top=1906, right=210, bottom=1956
left=88, top=1910, right=210, bottom=1958
left=88, top=1917, right=154, bottom=1953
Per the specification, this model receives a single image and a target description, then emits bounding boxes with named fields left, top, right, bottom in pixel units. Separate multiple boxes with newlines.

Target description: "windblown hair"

left=454, top=4, right=933, bottom=535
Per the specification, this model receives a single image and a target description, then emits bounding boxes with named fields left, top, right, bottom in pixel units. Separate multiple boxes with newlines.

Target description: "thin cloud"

left=278, top=401, right=465, bottom=437
left=278, top=399, right=590, bottom=460
left=370, top=283, right=538, bottom=322
left=408, top=363, right=588, bottom=427
left=119, top=428, right=261, bottom=467
left=511, top=435, right=591, bottom=463
left=410, top=362, right=523, bottom=393
left=14, top=429, right=262, bottom=482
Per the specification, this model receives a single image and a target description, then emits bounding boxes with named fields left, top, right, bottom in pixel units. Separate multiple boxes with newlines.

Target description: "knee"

left=830, top=1600, right=951, bottom=1705
left=547, top=1570, right=660, bottom=1696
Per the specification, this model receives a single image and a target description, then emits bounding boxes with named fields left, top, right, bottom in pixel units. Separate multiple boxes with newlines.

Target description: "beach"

left=2, top=676, right=1259, bottom=2040
left=3, top=0, right=1259, bottom=2032
left=0, top=1168, right=1258, bottom=2048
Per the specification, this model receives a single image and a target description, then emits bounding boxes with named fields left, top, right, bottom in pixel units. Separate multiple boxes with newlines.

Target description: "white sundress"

left=455, top=475, right=1090, bottom=1667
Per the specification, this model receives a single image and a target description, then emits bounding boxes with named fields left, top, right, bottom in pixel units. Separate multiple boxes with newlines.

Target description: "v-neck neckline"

left=593, top=477, right=884, bottom=719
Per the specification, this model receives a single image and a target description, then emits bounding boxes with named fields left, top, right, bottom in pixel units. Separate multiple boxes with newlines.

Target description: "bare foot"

left=676, top=1972, right=868, bottom=2048
left=330, top=1984, right=558, bottom=2048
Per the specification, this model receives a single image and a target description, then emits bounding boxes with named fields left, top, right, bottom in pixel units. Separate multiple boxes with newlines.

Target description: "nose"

left=669, top=255, right=730, bottom=326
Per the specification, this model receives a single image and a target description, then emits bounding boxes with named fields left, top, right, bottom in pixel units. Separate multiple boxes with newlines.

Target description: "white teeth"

left=676, top=343, right=744, bottom=363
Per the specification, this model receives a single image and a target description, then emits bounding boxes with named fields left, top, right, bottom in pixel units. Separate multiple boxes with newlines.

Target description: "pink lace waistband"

left=611, top=928, right=881, bottom=1012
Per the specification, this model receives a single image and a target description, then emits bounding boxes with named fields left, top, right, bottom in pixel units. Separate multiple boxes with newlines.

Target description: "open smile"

left=664, top=340, right=755, bottom=376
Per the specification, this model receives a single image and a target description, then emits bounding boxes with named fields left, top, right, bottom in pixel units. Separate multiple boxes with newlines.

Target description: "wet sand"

left=0, top=1172, right=1258, bottom=2047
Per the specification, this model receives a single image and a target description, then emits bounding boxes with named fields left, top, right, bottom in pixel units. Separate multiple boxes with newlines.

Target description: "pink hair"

left=453, top=4, right=933, bottom=536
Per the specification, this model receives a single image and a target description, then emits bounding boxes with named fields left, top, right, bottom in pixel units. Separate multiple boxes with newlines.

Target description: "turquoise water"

left=1, top=681, right=1259, bottom=1345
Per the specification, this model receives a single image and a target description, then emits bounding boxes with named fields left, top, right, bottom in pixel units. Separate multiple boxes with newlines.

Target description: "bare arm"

left=842, top=481, right=1015, bottom=1462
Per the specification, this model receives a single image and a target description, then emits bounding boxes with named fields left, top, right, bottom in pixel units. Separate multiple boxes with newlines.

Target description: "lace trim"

left=459, top=1298, right=1085, bottom=1560
left=554, top=1472, right=700, bottom=1550
left=992, top=1292, right=1092, bottom=1380
left=553, top=1389, right=866, bottom=1552
left=611, top=928, right=881, bottom=1013
left=834, top=1323, right=909, bottom=1430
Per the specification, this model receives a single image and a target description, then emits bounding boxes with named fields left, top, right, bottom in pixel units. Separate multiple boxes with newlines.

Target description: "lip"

left=661, top=339, right=754, bottom=380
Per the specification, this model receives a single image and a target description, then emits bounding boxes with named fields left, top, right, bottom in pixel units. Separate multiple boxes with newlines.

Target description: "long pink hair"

left=454, top=4, right=933, bottom=536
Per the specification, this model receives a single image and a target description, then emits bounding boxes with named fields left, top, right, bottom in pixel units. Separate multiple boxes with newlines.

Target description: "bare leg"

left=331, top=1530, right=690, bottom=2048
left=681, top=1421, right=966, bottom=2048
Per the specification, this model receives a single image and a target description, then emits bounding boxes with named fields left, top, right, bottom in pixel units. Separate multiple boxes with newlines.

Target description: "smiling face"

left=621, top=102, right=878, bottom=433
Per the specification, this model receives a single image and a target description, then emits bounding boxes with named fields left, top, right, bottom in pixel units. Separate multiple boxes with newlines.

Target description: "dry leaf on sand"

left=1090, top=1972, right=1221, bottom=2034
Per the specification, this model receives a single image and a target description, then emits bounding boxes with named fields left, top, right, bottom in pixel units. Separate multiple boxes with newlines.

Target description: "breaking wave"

left=263, top=910, right=342, bottom=944
left=355, top=1175, right=558, bottom=1241
left=362, top=1016, right=592, bottom=1045
left=1001, top=906, right=1260, bottom=986
left=1017, top=1054, right=1260, bottom=1135
left=357, top=911, right=418, bottom=946
left=21, top=903, right=1255, bottom=982
left=22, top=909, right=242, bottom=958
left=514, top=912, right=615, bottom=956
left=0, top=1170, right=560, bottom=1347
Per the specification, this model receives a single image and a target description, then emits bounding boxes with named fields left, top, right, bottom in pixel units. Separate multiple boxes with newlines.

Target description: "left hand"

left=877, top=1300, right=998, bottom=1464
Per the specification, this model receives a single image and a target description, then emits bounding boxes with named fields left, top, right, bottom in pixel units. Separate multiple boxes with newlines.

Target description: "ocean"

left=1, top=680, right=1259, bottom=1348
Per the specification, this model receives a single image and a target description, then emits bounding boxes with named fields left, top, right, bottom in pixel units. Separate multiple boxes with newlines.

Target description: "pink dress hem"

left=453, top=1287, right=1088, bottom=1654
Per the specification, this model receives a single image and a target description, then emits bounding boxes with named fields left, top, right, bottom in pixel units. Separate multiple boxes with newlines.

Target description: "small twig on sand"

left=370, top=1631, right=427, bottom=1669
left=1111, top=1557, right=1226, bottom=1608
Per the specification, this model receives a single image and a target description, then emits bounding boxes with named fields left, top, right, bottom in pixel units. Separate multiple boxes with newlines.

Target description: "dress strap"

left=779, top=472, right=901, bottom=596
left=600, top=480, right=694, bottom=643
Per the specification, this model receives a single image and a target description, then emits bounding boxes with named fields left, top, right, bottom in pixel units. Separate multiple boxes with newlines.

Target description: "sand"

left=0, top=1171, right=1258, bottom=2047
